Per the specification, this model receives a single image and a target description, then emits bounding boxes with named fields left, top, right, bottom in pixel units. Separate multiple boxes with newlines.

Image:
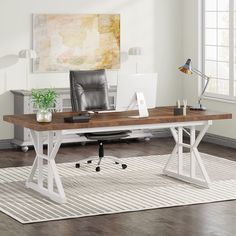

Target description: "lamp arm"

left=191, top=67, right=210, bottom=106
left=200, top=76, right=210, bottom=97
left=192, top=67, right=209, bottom=80
left=198, top=77, right=210, bottom=106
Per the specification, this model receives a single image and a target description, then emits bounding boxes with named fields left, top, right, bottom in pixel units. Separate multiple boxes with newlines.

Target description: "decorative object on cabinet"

left=11, top=87, right=151, bottom=152
left=31, top=89, right=58, bottom=123
left=179, top=58, right=210, bottom=110
left=18, top=49, right=37, bottom=89
left=18, top=49, right=37, bottom=59
left=128, top=47, right=142, bottom=73
left=33, top=14, right=120, bottom=72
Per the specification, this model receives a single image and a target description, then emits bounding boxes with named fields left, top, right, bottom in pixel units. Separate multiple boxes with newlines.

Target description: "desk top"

left=3, top=107, right=232, bottom=131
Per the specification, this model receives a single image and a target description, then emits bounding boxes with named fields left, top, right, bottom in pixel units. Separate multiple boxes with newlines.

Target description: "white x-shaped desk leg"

left=26, top=130, right=66, bottom=204
left=163, top=121, right=212, bottom=188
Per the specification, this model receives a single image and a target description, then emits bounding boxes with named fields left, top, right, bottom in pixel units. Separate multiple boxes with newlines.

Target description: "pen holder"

left=174, top=107, right=184, bottom=116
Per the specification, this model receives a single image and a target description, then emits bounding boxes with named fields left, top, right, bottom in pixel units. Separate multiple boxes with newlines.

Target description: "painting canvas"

left=33, top=14, right=120, bottom=72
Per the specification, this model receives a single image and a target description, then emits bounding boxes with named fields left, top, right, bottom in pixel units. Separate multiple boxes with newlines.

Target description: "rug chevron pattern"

left=1, top=153, right=236, bottom=224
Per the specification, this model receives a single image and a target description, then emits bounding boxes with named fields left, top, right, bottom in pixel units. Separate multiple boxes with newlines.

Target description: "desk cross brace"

left=163, top=122, right=212, bottom=188
left=26, top=130, right=66, bottom=204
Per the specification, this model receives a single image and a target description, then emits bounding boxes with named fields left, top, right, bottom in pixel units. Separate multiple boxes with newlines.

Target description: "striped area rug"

left=1, top=153, right=236, bottom=224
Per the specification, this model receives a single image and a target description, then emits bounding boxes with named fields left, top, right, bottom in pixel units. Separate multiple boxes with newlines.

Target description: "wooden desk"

left=4, top=107, right=232, bottom=204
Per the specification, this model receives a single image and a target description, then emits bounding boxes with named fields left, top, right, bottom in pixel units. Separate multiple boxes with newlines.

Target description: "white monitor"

left=116, top=73, right=157, bottom=116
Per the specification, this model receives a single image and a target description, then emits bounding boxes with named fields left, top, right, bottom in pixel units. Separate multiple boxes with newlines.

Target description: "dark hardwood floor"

left=0, top=137, right=236, bottom=236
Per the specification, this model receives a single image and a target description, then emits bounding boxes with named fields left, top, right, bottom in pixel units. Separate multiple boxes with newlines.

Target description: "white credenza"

left=11, top=87, right=152, bottom=152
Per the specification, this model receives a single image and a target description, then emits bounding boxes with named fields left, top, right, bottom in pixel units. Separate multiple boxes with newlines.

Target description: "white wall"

left=183, top=0, right=236, bottom=139
left=0, top=0, right=184, bottom=140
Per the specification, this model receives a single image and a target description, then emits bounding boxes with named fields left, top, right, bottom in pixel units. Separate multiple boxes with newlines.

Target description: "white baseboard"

left=202, top=133, right=236, bottom=149
left=0, top=140, right=16, bottom=149
left=151, top=128, right=172, bottom=138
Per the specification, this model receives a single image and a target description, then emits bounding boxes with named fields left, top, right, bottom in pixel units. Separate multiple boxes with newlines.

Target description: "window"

left=202, top=0, right=236, bottom=100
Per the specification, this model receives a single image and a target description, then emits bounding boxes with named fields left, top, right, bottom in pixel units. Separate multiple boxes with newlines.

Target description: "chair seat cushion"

left=85, top=131, right=130, bottom=141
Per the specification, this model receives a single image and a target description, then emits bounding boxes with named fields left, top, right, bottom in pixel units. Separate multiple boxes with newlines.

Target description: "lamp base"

left=190, top=104, right=206, bottom=111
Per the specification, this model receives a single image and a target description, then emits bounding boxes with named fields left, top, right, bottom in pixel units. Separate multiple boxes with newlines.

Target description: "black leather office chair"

left=70, top=69, right=128, bottom=172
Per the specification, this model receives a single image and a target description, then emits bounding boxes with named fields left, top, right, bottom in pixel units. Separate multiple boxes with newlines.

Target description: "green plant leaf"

left=31, top=89, right=58, bottom=110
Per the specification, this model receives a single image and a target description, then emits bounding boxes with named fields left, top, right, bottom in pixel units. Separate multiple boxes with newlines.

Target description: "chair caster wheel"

left=75, top=163, right=80, bottom=168
left=122, top=164, right=127, bottom=169
left=21, top=146, right=29, bottom=152
left=115, top=161, right=119, bottom=164
left=87, top=160, right=92, bottom=164
left=96, top=166, right=100, bottom=172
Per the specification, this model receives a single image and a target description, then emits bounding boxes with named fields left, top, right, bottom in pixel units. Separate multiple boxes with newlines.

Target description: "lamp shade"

left=128, top=47, right=142, bottom=56
left=18, top=49, right=37, bottom=59
left=179, top=58, right=193, bottom=75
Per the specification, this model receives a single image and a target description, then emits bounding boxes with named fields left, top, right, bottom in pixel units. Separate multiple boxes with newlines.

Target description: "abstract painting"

left=33, top=14, right=120, bottom=72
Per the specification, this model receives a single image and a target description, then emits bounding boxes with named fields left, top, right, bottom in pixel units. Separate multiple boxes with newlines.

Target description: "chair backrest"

left=70, top=69, right=110, bottom=112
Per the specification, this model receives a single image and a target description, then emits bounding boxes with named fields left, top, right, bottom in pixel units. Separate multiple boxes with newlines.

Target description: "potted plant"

left=31, top=88, right=57, bottom=123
